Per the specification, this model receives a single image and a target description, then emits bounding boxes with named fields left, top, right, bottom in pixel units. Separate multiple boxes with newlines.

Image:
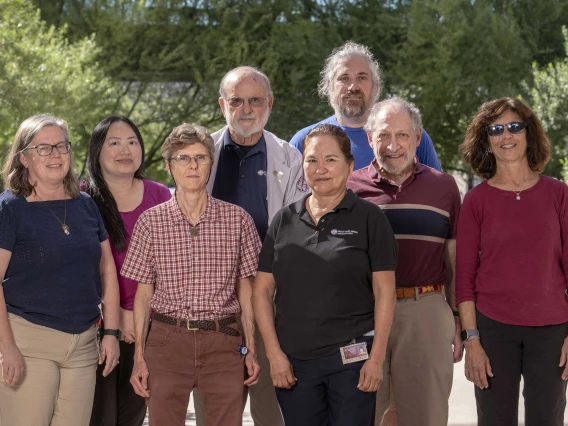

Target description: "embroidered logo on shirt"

left=257, top=170, right=267, bottom=176
left=331, top=229, right=359, bottom=236
left=296, top=175, right=308, bottom=192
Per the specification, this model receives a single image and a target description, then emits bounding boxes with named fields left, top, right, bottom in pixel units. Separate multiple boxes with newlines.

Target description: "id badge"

left=339, top=342, right=369, bottom=364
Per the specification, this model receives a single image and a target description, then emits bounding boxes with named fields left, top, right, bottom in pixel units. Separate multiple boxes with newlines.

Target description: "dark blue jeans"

left=276, top=336, right=375, bottom=426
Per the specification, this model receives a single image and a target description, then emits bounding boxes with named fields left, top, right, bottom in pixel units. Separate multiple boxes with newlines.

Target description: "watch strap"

left=103, top=329, right=122, bottom=340
left=460, top=329, right=480, bottom=341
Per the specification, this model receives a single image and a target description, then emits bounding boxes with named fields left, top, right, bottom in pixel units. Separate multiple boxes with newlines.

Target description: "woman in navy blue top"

left=0, top=114, right=120, bottom=426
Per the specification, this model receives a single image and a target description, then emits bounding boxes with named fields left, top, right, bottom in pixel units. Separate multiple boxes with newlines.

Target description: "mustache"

left=238, top=113, right=256, bottom=120
left=342, top=89, right=362, bottom=97
left=381, top=150, right=403, bottom=157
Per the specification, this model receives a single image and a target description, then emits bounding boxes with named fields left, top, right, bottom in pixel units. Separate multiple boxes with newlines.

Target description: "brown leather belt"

left=396, top=284, right=443, bottom=299
left=153, top=313, right=240, bottom=336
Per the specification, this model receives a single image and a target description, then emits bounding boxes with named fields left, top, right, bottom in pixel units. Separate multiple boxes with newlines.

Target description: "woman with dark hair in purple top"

left=83, top=116, right=171, bottom=426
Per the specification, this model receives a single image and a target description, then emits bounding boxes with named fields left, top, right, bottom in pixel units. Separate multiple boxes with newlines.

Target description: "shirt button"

left=321, top=219, right=325, bottom=223
left=314, top=231, right=319, bottom=235
left=241, top=174, right=246, bottom=179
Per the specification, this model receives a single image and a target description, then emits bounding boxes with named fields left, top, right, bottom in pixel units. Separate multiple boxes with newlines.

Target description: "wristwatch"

left=460, top=329, right=480, bottom=341
left=103, top=329, right=122, bottom=340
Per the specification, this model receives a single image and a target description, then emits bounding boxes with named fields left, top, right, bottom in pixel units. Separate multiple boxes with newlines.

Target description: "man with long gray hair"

left=290, top=41, right=441, bottom=172
left=347, top=97, right=462, bottom=426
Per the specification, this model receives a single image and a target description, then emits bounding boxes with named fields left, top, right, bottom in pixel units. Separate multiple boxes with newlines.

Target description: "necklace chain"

left=512, top=178, right=530, bottom=201
left=36, top=194, right=70, bottom=235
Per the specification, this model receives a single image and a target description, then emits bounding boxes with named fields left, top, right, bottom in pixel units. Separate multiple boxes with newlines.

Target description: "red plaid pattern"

left=121, top=195, right=261, bottom=321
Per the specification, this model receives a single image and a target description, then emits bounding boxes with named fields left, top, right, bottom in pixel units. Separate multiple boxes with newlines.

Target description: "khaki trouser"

left=194, top=328, right=284, bottom=426
left=375, top=292, right=455, bottom=426
left=0, top=313, right=99, bottom=426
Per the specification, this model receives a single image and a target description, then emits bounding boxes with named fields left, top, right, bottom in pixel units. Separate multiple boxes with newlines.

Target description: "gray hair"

left=365, top=97, right=423, bottom=134
left=318, top=41, right=382, bottom=102
left=161, top=123, right=215, bottom=161
left=219, top=66, right=273, bottom=99
left=2, top=114, right=80, bottom=198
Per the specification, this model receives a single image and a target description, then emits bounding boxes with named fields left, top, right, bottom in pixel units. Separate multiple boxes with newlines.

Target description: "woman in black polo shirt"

left=252, top=124, right=398, bottom=426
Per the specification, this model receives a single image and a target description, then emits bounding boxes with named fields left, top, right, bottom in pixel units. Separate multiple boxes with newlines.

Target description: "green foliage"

left=0, top=0, right=115, bottom=173
left=393, top=0, right=530, bottom=167
left=31, top=0, right=343, bottom=182
left=24, top=0, right=568, bottom=179
left=524, top=26, right=568, bottom=181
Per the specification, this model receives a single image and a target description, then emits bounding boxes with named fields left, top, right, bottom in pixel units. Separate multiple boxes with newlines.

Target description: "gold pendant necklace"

left=36, top=194, right=69, bottom=235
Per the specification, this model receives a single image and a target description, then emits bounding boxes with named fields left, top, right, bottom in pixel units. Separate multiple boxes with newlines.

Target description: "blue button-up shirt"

left=212, top=131, right=269, bottom=240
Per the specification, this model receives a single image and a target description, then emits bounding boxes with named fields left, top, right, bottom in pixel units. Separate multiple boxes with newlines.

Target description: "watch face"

left=461, top=330, right=479, bottom=341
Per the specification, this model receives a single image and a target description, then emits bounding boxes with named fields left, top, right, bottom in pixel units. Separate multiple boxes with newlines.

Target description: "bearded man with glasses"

left=191, top=66, right=306, bottom=426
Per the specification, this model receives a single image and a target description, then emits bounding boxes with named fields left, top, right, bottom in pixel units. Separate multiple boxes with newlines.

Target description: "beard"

left=226, top=107, right=270, bottom=138
left=377, top=151, right=415, bottom=176
left=331, top=90, right=369, bottom=120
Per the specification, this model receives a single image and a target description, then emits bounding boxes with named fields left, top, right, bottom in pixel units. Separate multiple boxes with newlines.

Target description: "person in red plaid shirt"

left=121, top=123, right=262, bottom=426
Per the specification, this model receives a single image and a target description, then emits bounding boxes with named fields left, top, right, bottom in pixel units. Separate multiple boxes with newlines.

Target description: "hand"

left=267, top=349, right=297, bottom=389
left=358, top=358, right=383, bottom=392
left=243, top=352, right=261, bottom=386
left=453, top=316, right=464, bottom=363
left=559, top=335, right=568, bottom=380
left=119, top=308, right=135, bottom=344
left=0, top=342, right=25, bottom=386
left=464, top=338, right=493, bottom=389
left=130, top=354, right=150, bottom=398
left=99, top=335, right=120, bottom=377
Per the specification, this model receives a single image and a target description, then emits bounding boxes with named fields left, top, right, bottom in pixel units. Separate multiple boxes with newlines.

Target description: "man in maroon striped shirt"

left=347, top=97, right=462, bottom=426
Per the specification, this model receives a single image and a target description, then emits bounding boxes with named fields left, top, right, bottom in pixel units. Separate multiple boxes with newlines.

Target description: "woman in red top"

left=456, top=97, right=568, bottom=426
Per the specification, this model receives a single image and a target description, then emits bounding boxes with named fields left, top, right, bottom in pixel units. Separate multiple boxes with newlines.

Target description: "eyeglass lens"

left=227, top=97, right=266, bottom=108
left=172, top=155, right=210, bottom=166
left=487, top=122, right=526, bottom=137
left=36, top=143, right=71, bottom=156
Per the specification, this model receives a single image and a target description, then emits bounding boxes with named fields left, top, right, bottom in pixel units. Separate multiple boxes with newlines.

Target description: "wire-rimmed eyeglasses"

left=170, top=154, right=211, bottom=166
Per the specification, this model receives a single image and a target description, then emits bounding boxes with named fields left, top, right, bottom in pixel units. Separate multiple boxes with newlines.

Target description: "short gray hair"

left=219, top=66, right=273, bottom=99
left=161, top=124, right=215, bottom=161
left=318, top=41, right=382, bottom=103
left=365, top=97, right=423, bottom=135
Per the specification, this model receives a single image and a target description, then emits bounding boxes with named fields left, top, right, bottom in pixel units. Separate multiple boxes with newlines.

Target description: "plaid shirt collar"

left=167, top=193, right=219, bottom=225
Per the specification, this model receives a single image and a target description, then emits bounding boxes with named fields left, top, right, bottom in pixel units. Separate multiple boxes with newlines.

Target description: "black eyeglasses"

left=226, top=97, right=267, bottom=108
left=20, top=142, right=71, bottom=156
left=486, top=122, right=526, bottom=137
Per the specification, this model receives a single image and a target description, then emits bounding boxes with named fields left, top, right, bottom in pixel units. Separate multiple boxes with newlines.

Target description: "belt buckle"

left=186, top=320, right=199, bottom=331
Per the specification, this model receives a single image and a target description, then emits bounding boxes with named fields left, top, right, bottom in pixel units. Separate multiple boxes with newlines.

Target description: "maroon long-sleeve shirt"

left=456, top=175, right=568, bottom=326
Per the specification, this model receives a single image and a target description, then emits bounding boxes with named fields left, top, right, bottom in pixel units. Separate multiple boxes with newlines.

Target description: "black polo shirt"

left=257, top=189, right=398, bottom=360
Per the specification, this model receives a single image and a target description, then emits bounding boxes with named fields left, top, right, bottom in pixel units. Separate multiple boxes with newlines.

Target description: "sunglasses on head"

left=486, top=121, right=526, bottom=137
